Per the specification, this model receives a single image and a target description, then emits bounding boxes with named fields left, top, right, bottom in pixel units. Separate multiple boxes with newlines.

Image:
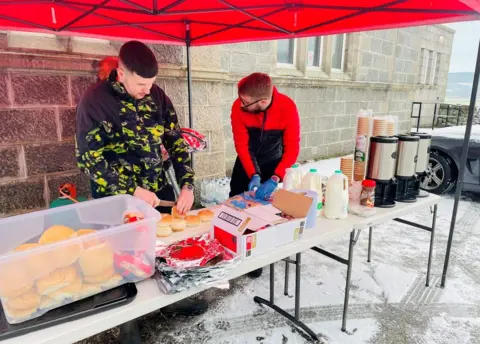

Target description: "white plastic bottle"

left=283, top=164, right=303, bottom=190
left=324, top=170, right=349, bottom=220
left=301, top=168, right=323, bottom=216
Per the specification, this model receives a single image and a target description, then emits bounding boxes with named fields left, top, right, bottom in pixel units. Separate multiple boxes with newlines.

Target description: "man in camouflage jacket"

left=76, top=41, right=195, bottom=214
left=76, top=42, right=207, bottom=317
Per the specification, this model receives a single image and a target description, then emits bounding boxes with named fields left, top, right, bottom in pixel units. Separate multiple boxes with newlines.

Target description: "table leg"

left=426, top=204, right=437, bottom=287
left=254, top=259, right=318, bottom=341
left=342, top=230, right=355, bottom=332
left=270, top=263, right=275, bottom=303
left=284, top=258, right=290, bottom=296
left=294, top=253, right=301, bottom=320
left=367, top=226, right=373, bottom=263
left=119, top=320, right=141, bottom=344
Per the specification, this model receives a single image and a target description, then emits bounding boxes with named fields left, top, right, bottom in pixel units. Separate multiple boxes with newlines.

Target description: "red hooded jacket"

left=231, top=87, right=300, bottom=180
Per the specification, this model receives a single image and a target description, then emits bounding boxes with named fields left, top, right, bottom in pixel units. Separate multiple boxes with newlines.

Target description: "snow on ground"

left=79, top=158, right=480, bottom=344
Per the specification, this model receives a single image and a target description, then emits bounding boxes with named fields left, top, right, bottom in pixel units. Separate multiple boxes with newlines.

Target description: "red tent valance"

left=0, top=0, right=478, bottom=46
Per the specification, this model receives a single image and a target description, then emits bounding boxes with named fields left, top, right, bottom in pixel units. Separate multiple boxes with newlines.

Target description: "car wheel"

left=420, top=152, right=455, bottom=194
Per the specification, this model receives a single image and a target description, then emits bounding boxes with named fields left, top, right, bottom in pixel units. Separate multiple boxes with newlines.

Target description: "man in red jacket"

left=230, top=72, right=300, bottom=198
left=230, top=73, right=300, bottom=277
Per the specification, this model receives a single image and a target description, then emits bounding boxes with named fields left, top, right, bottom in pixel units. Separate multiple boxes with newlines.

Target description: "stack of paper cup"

left=357, top=116, right=370, bottom=136
left=386, top=115, right=398, bottom=136
left=373, top=118, right=387, bottom=136
left=340, top=157, right=353, bottom=182
left=354, top=161, right=366, bottom=181
left=387, top=121, right=396, bottom=136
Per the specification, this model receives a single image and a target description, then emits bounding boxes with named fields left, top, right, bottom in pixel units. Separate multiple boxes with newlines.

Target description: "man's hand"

left=176, top=186, right=194, bottom=215
left=248, top=174, right=262, bottom=191
left=134, top=187, right=160, bottom=207
left=255, top=176, right=279, bottom=201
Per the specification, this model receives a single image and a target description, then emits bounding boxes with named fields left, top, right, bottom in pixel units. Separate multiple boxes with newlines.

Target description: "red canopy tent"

left=1, top=0, right=479, bottom=294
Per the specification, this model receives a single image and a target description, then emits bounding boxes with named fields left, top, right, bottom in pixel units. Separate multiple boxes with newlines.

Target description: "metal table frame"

left=254, top=204, right=438, bottom=341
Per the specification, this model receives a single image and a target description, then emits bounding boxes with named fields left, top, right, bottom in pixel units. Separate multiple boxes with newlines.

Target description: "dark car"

left=420, top=127, right=480, bottom=194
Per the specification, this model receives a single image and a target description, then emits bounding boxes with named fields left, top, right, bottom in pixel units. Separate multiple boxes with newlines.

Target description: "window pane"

left=426, top=50, right=434, bottom=85
left=277, top=39, right=294, bottom=64
left=307, top=37, right=321, bottom=67
left=331, top=34, right=345, bottom=70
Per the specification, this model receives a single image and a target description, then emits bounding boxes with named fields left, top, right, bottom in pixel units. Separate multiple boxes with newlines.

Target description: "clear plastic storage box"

left=0, top=195, right=160, bottom=324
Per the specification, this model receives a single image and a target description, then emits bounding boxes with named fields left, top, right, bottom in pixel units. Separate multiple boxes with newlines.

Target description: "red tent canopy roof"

left=0, top=0, right=479, bottom=46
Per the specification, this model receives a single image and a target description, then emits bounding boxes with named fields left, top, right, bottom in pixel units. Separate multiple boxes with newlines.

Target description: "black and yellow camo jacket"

left=75, top=71, right=194, bottom=198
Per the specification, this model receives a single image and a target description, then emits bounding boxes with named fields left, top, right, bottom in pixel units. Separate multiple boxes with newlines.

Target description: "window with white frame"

left=277, top=39, right=296, bottom=65
left=434, top=53, right=442, bottom=85
left=429, top=52, right=437, bottom=85
left=419, top=48, right=429, bottom=84
left=331, top=34, right=346, bottom=71
left=307, top=37, right=323, bottom=68
left=425, top=50, right=434, bottom=85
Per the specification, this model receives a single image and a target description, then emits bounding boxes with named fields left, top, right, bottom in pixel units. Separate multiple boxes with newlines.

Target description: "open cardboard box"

left=213, top=190, right=313, bottom=258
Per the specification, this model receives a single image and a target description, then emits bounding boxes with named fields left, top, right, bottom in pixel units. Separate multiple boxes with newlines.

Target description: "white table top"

left=3, top=194, right=441, bottom=344
left=350, top=193, right=441, bottom=230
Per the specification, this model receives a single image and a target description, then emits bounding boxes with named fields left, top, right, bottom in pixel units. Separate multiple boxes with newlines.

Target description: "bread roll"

left=14, top=243, right=53, bottom=279
left=38, top=225, right=75, bottom=244
left=79, top=242, right=114, bottom=277
left=83, top=266, right=115, bottom=284
left=76, top=229, right=100, bottom=249
left=171, top=206, right=185, bottom=219
left=6, top=289, right=41, bottom=311
left=76, top=283, right=103, bottom=299
left=99, top=274, right=123, bottom=290
left=39, top=295, right=57, bottom=310
left=48, top=277, right=83, bottom=302
left=159, top=214, right=173, bottom=226
left=185, top=215, right=201, bottom=227
left=39, top=225, right=82, bottom=268
left=0, top=264, right=33, bottom=299
left=198, top=209, right=214, bottom=223
left=171, top=219, right=186, bottom=232
left=3, top=304, right=37, bottom=322
left=156, top=225, right=172, bottom=238
left=36, top=266, right=78, bottom=295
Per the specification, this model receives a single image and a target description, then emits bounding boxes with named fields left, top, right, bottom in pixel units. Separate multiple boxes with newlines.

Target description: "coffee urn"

left=395, top=135, right=420, bottom=202
left=408, top=132, right=432, bottom=198
left=367, top=136, right=398, bottom=208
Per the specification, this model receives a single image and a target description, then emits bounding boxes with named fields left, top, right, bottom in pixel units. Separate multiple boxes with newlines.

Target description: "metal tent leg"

left=426, top=204, right=437, bottom=287
left=185, top=21, right=194, bottom=169
left=441, top=40, right=480, bottom=288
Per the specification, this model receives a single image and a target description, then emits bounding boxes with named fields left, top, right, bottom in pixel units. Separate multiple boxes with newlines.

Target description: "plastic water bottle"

left=324, top=170, right=349, bottom=220
left=301, top=168, right=323, bottom=216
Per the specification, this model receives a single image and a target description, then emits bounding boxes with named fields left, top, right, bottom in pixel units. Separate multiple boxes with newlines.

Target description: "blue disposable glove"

left=255, top=176, right=279, bottom=201
left=248, top=174, right=262, bottom=192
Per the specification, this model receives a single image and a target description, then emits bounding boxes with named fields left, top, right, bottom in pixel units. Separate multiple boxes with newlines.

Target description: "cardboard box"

left=213, top=190, right=312, bottom=258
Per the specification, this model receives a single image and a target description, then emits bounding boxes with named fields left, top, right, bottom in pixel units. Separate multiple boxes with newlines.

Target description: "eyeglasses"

left=239, top=97, right=265, bottom=111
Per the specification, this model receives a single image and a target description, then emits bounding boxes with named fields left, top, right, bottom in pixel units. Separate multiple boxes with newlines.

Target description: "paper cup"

left=354, top=173, right=364, bottom=181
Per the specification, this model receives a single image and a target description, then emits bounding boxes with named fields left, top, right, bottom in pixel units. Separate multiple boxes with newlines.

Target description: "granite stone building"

left=0, top=25, right=453, bottom=216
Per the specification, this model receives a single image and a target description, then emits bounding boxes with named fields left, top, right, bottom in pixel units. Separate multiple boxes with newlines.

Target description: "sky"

left=446, top=21, right=480, bottom=73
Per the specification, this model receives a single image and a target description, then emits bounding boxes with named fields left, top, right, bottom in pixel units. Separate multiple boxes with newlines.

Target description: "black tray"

left=0, top=283, right=137, bottom=341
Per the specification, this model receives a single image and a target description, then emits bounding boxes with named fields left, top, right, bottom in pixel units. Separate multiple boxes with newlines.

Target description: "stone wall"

left=0, top=25, right=454, bottom=216
left=0, top=33, right=226, bottom=216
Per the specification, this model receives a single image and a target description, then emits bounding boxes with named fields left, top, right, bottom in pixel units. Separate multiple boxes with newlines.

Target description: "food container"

left=0, top=195, right=160, bottom=324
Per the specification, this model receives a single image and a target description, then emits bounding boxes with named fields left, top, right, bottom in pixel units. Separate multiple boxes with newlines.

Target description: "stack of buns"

left=156, top=208, right=215, bottom=238
left=0, top=225, right=125, bottom=323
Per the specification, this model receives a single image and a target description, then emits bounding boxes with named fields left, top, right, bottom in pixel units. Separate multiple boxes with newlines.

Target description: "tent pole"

left=441, top=40, right=480, bottom=288
left=185, top=21, right=194, bottom=169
